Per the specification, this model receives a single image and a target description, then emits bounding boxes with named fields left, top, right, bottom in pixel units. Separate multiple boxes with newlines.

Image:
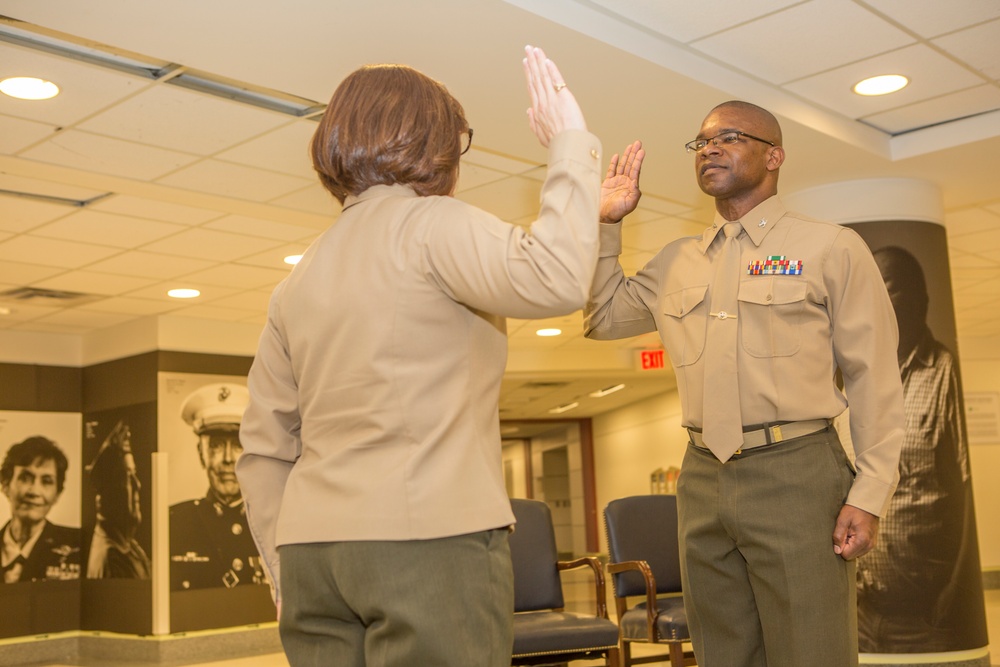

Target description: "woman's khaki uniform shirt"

left=237, top=130, right=602, bottom=602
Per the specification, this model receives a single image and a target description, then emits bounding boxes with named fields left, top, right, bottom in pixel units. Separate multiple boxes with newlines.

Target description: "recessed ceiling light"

left=589, top=383, right=625, bottom=398
left=548, top=401, right=579, bottom=414
left=167, top=288, right=200, bottom=299
left=536, top=328, right=562, bottom=337
left=0, top=76, right=60, bottom=100
left=283, top=254, right=303, bottom=265
left=853, top=74, right=908, bottom=96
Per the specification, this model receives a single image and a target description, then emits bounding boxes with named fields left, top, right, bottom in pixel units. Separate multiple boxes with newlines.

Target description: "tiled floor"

left=27, top=586, right=1000, bottom=666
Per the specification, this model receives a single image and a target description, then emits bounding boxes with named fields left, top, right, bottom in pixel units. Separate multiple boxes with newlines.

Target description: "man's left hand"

left=832, top=505, right=879, bottom=560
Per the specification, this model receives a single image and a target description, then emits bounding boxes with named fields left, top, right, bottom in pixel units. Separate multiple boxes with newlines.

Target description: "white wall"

left=591, top=390, right=686, bottom=555
left=957, top=338, right=1000, bottom=571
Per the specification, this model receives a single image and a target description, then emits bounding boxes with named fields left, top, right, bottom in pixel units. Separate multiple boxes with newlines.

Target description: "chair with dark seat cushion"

left=509, top=498, right=620, bottom=667
left=604, top=495, right=695, bottom=666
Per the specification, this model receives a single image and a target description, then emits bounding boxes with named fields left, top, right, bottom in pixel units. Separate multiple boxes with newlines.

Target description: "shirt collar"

left=698, top=195, right=787, bottom=254
left=342, top=183, right=419, bottom=212
left=1, top=520, right=46, bottom=566
left=900, top=326, right=936, bottom=372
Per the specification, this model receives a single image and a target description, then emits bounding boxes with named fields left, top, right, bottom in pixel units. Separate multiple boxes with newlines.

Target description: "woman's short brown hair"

left=311, top=64, right=470, bottom=204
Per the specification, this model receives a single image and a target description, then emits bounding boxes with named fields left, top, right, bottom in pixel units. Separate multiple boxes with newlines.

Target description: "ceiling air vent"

left=0, top=286, right=102, bottom=306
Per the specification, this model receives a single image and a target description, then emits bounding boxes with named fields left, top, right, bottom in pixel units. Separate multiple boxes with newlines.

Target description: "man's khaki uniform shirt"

left=585, top=195, right=904, bottom=516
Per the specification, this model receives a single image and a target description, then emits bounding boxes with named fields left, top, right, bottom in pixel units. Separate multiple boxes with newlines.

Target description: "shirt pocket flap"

left=663, top=284, right=708, bottom=319
left=738, top=279, right=806, bottom=306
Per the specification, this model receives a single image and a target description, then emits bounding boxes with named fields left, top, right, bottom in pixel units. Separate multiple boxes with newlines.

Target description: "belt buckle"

left=770, top=424, right=783, bottom=443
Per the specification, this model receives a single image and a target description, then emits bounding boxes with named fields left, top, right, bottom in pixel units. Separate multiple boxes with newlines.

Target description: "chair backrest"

left=604, top=494, right=683, bottom=598
left=509, top=498, right=566, bottom=613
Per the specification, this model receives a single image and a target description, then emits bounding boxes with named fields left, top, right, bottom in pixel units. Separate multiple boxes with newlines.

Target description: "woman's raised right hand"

left=522, top=45, right=587, bottom=148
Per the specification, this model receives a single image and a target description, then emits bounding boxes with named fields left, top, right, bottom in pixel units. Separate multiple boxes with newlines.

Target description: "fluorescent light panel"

left=0, top=16, right=325, bottom=117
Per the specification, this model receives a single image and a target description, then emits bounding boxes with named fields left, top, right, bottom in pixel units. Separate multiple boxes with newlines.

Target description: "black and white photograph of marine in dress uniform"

left=0, top=411, right=82, bottom=585
left=159, top=373, right=266, bottom=591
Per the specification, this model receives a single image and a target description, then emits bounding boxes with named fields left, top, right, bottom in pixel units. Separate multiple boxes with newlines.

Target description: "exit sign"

left=638, top=349, right=665, bottom=370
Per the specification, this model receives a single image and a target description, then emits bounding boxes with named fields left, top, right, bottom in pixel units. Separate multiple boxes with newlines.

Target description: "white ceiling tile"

left=0, top=235, right=119, bottom=268
left=0, top=173, right=108, bottom=202
left=214, top=120, right=317, bottom=178
left=90, top=194, right=222, bottom=225
left=84, top=250, right=215, bottom=279
left=932, top=19, right=1000, bottom=81
left=456, top=163, right=512, bottom=193
left=622, top=215, right=698, bottom=253
left=0, top=300, right=61, bottom=322
left=864, top=85, right=1000, bottom=134
left=0, top=113, right=56, bottom=153
left=78, top=296, right=180, bottom=315
left=785, top=44, right=987, bottom=120
left=0, top=193, right=72, bottom=233
left=168, top=304, right=260, bottom=322
left=948, top=226, right=1000, bottom=254
left=454, top=176, right=542, bottom=222
left=590, top=0, right=802, bottom=43
left=125, top=282, right=240, bottom=303
left=21, top=129, right=200, bottom=180
left=235, top=243, right=313, bottom=270
left=210, top=290, right=273, bottom=312
left=691, top=0, right=914, bottom=84
left=140, top=227, right=282, bottom=261
left=0, top=260, right=66, bottom=285
left=269, top=183, right=341, bottom=217
left=34, top=270, right=156, bottom=296
left=946, top=207, right=1000, bottom=237
left=155, top=159, right=313, bottom=202
left=865, top=0, right=1000, bottom=38
left=79, top=84, right=290, bottom=155
left=633, top=196, right=699, bottom=218
left=236, top=311, right=267, bottom=325
left=204, top=214, right=321, bottom=242
left=462, top=150, right=538, bottom=175
left=30, top=209, right=186, bottom=247
left=948, top=248, right=999, bottom=269
left=0, top=42, right=153, bottom=126
left=180, top=263, right=291, bottom=289
left=35, top=308, right=137, bottom=329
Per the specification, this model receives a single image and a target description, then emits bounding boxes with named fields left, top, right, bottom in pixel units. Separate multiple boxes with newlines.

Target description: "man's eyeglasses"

left=685, top=131, right=775, bottom=153
left=461, top=128, right=474, bottom=155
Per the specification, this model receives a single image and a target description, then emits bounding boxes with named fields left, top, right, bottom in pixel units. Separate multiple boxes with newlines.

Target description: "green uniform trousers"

left=677, top=427, right=859, bottom=667
left=278, top=529, right=513, bottom=667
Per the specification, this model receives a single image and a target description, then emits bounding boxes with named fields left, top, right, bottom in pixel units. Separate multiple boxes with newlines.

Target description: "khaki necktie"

left=702, top=222, right=744, bottom=462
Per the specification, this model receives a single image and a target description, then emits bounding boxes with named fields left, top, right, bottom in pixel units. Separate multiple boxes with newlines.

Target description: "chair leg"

left=668, top=641, right=685, bottom=665
left=621, top=640, right=631, bottom=667
left=607, top=645, right=621, bottom=667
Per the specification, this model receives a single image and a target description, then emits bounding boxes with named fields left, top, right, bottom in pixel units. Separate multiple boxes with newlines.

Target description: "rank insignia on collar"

left=748, top=256, right=802, bottom=275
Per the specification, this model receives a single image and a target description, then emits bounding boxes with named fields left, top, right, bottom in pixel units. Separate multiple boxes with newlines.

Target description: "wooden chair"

left=603, top=495, right=695, bottom=666
left=509, top=498, right=620, bottom=667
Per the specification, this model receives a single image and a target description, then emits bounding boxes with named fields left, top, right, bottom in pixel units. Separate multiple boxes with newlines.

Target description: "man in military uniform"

left=1, top=436, right=81, bottom=583
left=170, top=383, right=266, bottom=590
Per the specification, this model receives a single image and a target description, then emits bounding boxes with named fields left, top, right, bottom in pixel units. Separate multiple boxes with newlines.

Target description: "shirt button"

left=231, top=523, right=243, bottom=535
left=766, top=294, right=772, bottom=302
left=590, top=148, right=599, bottom=160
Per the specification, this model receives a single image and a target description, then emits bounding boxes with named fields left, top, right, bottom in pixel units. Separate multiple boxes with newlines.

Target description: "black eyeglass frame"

left=685, top=130, right=775, bottom=153
left=461, top=128, right=474, bottom=155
